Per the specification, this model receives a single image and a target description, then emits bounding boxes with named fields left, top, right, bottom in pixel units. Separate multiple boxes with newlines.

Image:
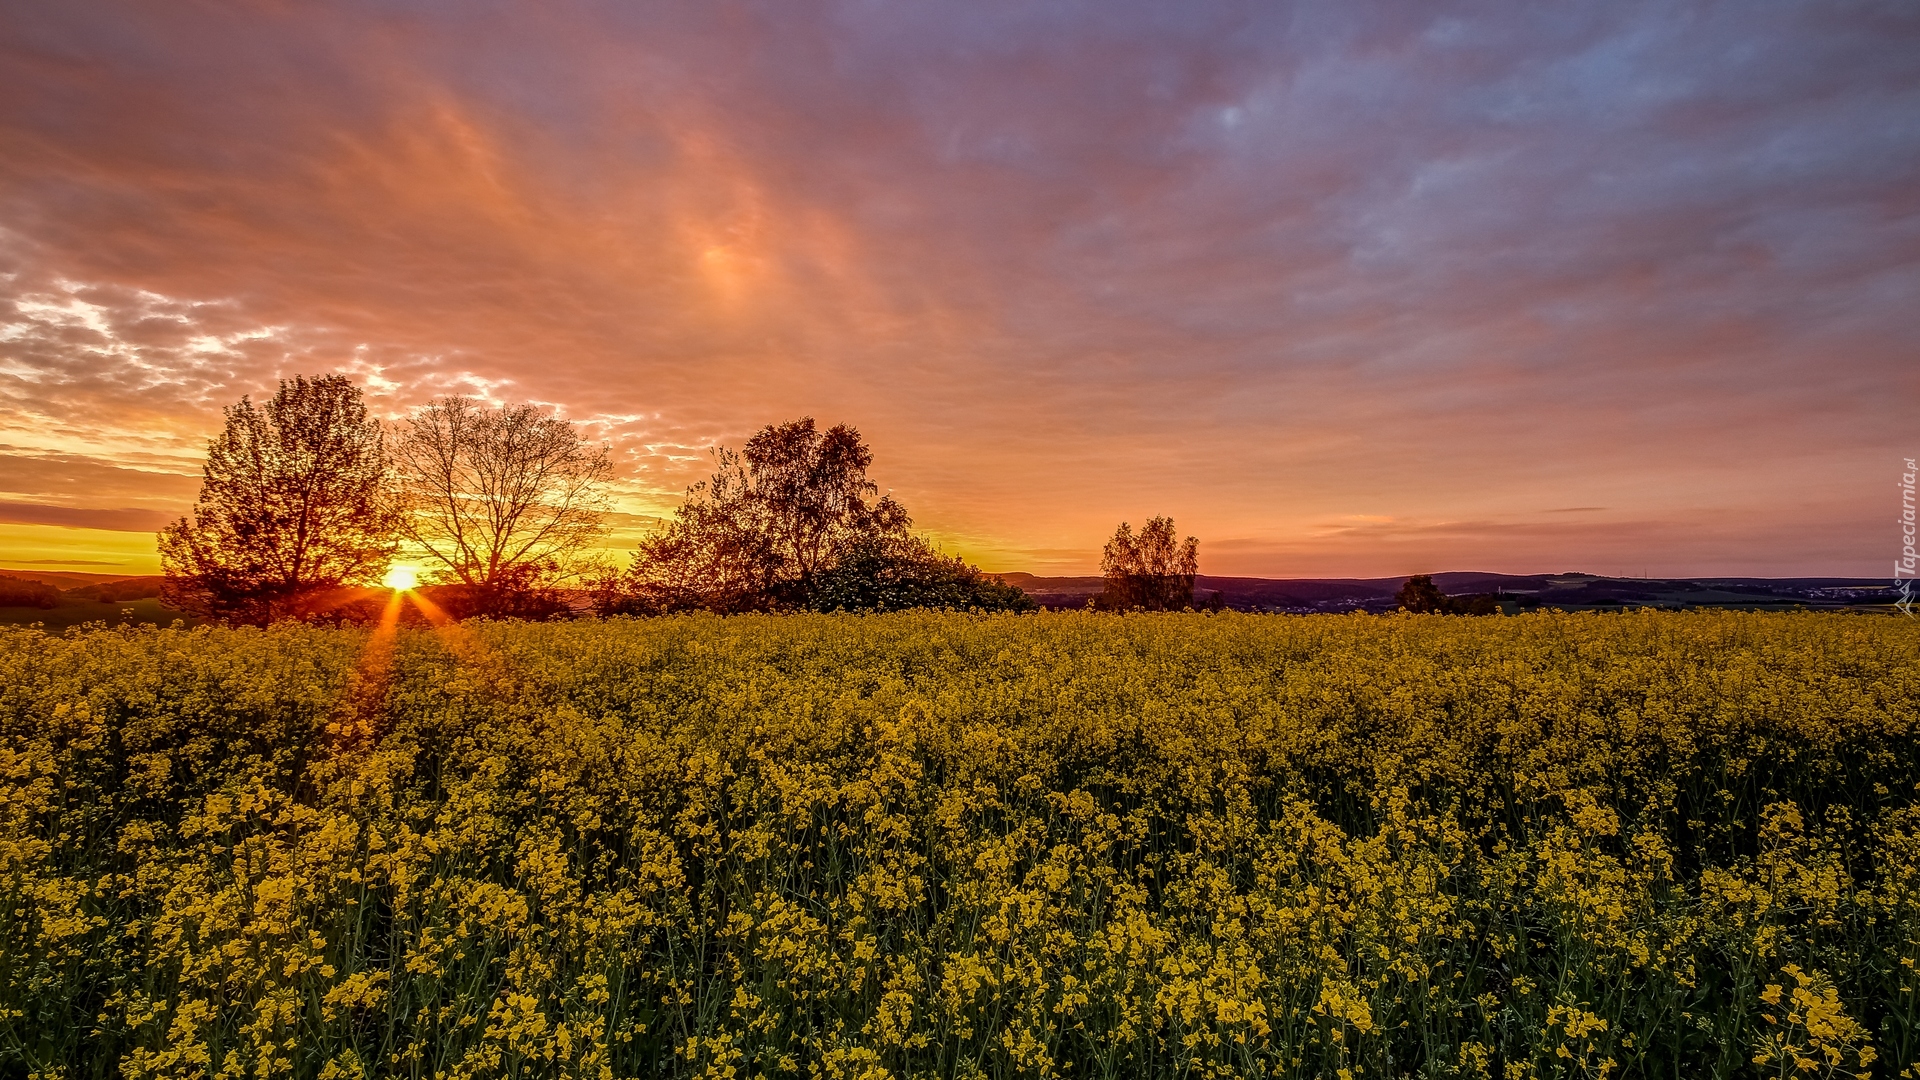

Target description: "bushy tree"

left=394, top=397, right=611, bottom=617
left=741, top=417, right=910, bottom=603
left=1449, top=593, right=1502, bottom=616
left=1394, top=574, right=1448, bottom=613
left=811, top=534, right=1036, bottom=613
left=1394, top=575, right=1502, bottom=615
left=1100, top=516, right=1199, bottom=610
left=597, top=448, right=784, bottom=615
left=158, top=375, right=397, bottom=625
left=601, top=418, right=1029, bottom=615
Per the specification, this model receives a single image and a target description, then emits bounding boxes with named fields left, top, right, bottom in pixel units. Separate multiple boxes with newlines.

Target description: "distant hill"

left=63, top=576, right=168, bottom=602
left=0, top=568, right=148, bottom=590
left=990, top=572, right=1896, bottom=613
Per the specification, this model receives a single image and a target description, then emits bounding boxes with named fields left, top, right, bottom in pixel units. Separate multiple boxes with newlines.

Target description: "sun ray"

left=330, top=589, right=406, bottom=752
left=402, top=588, right=500, bottom=673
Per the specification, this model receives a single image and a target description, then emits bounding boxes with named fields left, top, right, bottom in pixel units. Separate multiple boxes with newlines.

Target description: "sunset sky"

left=1, top=2, right=1915, bottom=578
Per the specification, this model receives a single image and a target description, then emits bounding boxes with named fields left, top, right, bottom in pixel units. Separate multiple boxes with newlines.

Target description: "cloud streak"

left=0, top=500, right=174, bottom=532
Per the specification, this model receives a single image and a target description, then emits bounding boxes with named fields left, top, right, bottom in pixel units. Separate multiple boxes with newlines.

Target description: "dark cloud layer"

left=1, top=1, right=1914, bottom=574
left=0, top=500, right=174, bottom=532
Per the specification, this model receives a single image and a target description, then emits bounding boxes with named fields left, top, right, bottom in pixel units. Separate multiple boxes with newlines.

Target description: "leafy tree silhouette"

left=1394, top=574, right=1448, bottom=613
left=1101, top=517, right=1199, bottom=610
left=159, top=375, right=397, bottom=625
left=604, top=418, right=1028, bottom=614
left=1395, top=574, right=1501, bottom=615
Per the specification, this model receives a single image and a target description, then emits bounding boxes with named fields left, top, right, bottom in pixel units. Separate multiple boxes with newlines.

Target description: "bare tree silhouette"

left=394, top=396, right=611, bottom=616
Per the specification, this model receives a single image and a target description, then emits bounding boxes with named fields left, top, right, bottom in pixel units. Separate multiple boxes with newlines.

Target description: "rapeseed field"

left=2, top=610, right=1916, bottom=1079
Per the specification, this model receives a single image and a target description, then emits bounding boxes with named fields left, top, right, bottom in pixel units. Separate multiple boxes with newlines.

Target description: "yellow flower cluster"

left=1, top=610, right=1916, bottom=1078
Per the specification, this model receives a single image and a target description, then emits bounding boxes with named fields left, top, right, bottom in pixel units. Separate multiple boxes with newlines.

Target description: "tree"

left=810, top=533, right=1036, bottom=613
left=1394, top=574, right=1447, bottom=613
left=605, top=418, right=905, bottom=612
left=1101, top=517, right=1199, bottom=610
left=1449, top=593, right=1502, bottom=616
left=394, top=396, right=611, bottom=616
left=598, top=417, right=1026, bottom=615
left=597, top=447, right=784, bottom=615
left=158, top=375, right=398, bottom=625
left=1393, top=574, right=1501, bottom=615
left=743, top=418, right=910, bottom=603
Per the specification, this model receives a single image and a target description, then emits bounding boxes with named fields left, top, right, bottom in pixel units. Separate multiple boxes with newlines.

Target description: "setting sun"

left=381, top=564, right=419, bottom=591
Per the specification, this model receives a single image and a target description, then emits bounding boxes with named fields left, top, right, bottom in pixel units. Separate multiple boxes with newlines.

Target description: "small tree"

left=1394, top=574, right=1447, bottom=613
left=394, top=396, right=611, bottom=616
left=1393, top=575, right=1503, bottom=614
left=158, top=375, right=397, bottom=625
left=1101, top=516, right=1199, bottom=611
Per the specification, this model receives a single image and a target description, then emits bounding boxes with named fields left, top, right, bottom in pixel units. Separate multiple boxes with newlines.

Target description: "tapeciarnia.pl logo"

left=1899, top=457, right=1916, bottom=617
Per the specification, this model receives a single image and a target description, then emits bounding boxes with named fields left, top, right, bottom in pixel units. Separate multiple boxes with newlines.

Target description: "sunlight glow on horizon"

left=382, top=564, right=419, bottom=591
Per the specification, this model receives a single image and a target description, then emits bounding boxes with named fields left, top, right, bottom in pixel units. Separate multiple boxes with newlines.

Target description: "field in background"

left=3, top=610, right=1917, bottom=1079
left=0, top=571, right=193, bottom=630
